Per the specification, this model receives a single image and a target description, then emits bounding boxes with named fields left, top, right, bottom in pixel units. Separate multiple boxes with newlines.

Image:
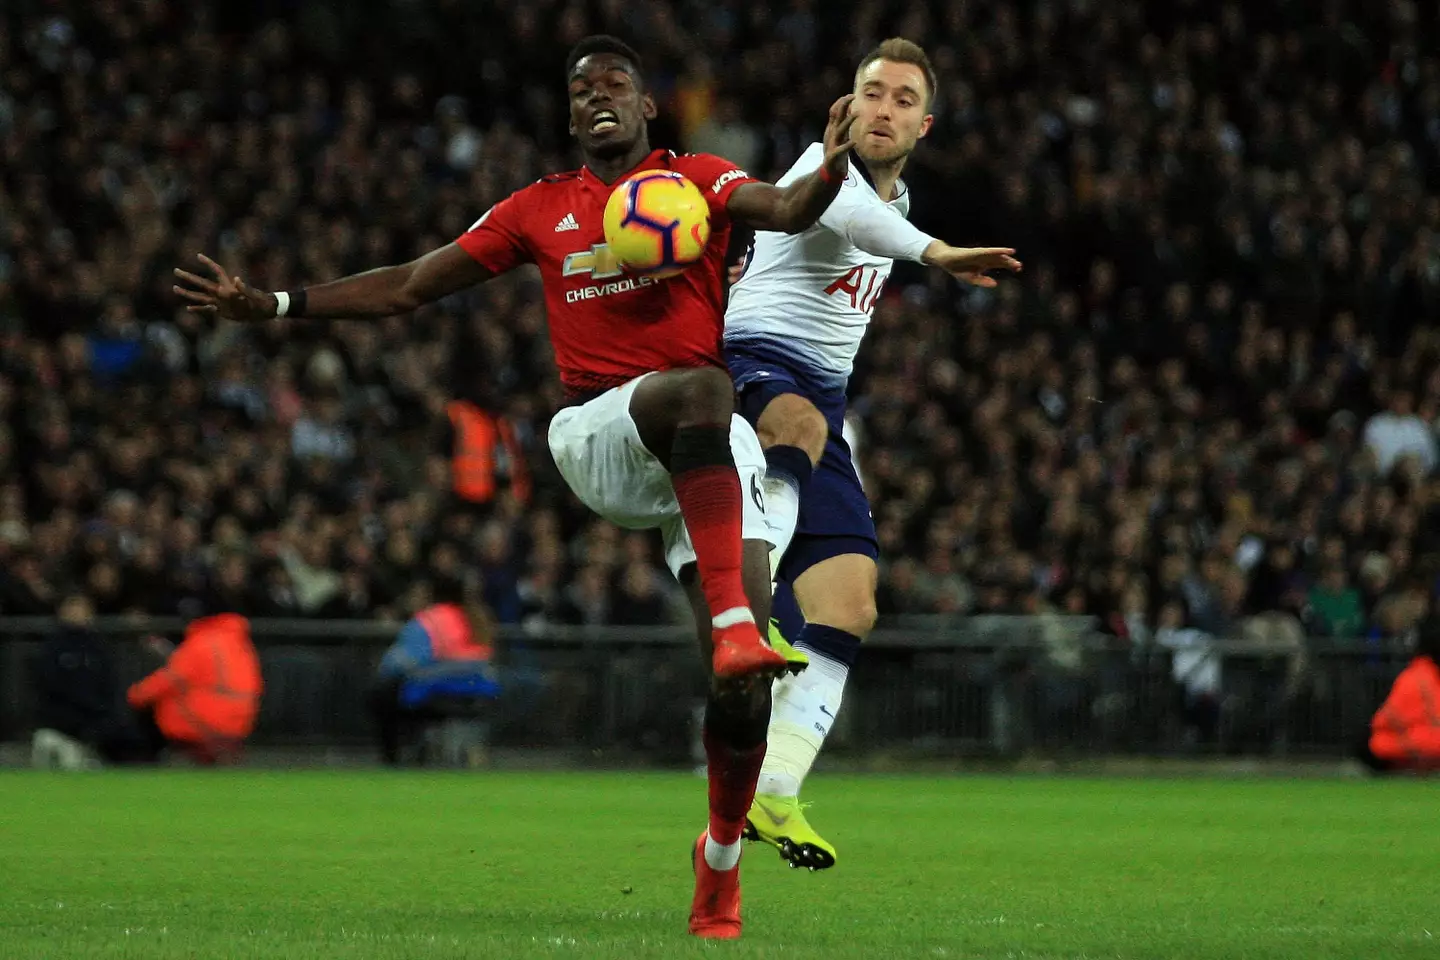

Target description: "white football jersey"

left=724, top=142, right=927, bottom=390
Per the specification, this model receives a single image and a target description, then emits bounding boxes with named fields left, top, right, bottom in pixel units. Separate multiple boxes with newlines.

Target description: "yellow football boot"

left=743, top=792, right=836, bottom=871
left=767, top=619, right=809, bottom=676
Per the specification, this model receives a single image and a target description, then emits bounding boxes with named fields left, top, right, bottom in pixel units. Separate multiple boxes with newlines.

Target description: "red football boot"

left=711, top=620, right=786, bottom=680
left=689, top=830, right=743, bottom=939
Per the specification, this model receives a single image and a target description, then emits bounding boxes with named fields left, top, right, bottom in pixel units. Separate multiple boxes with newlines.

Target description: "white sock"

left=711, top=607, right=754, bottom=630
left=704, top=830, right=743, bottom=871
left=756, top=647, right=850, bottom=797
left=762, top=473, right=801, bottom=579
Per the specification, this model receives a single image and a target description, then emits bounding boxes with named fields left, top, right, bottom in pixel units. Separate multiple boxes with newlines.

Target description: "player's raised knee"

left=758, top=394, right=828, bottom=462
left=674, top=366, right=737, bottom=422
left=815, top=593, right=877, bottom=639
left=842, top=595, right=879, bottom=638
left=788, top=403, right=828, bottom=462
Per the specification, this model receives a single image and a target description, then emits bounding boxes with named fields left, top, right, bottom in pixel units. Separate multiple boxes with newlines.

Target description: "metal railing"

left=0, top=615, right=1408, bottom=761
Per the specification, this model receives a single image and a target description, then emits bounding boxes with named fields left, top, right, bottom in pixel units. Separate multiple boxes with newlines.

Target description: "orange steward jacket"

left=127, top=614, right=263, bottom=743
left=1369, top=654, right=1440, bottom=767
left=447, top=400, right=531, bottom=505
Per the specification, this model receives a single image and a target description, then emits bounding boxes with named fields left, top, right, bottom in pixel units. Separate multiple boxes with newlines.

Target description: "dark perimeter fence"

left=0, top=615, right=1404, bottom=764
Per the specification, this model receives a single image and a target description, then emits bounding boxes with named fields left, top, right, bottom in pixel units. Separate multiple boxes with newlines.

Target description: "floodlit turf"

left=1, top=771, right=1436, bottom=959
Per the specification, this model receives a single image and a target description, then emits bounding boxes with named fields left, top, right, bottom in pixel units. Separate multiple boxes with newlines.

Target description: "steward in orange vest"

left=369, top=600, right=500, bottom=765
left=1360, top=621, right=1440, bottom=774
left=126, top=613, right=263, bottom=764
left=445, top=399, right=531, bottom=506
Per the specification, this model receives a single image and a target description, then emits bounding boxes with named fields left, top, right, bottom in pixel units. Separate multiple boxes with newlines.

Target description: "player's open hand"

left=173, top=254, right=277, bottom=322
left=921, top=243, right=1023, bottom=288
left=820, top=94, right=857, bottom=182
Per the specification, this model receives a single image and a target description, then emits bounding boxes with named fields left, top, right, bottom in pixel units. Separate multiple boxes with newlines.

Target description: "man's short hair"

left=566, top=35, right=644, bottom=85
left=856, top=38, right=937, bottom=108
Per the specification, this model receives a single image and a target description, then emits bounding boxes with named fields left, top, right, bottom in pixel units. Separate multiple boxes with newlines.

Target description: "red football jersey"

left=456, top=150, right=758, bottom=396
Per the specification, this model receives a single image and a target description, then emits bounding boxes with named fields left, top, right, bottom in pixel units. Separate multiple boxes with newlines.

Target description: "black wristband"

left=288, top=288, right=308, bottom=318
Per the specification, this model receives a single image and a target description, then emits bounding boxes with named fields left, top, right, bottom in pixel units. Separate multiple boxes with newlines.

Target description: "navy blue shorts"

left=726, top=344, right=878, bottom=586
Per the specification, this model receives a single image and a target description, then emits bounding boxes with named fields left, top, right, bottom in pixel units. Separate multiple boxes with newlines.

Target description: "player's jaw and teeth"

left=568, top=55, right=650, bottom=160
left=852, top=61, right=933, bottom=167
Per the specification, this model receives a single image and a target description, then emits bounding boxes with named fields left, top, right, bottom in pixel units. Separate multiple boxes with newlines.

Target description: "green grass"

left=0, top=771, right=1436, bottom=959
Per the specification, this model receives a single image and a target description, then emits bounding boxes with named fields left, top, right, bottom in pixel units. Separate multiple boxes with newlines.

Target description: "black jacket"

left=32, top=627, right=118, bottom=743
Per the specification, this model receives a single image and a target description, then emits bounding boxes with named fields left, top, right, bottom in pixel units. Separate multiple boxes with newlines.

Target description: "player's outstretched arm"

left=173, top=243, right=493, bottom=321
left=918, top=243, right=1023, bottom=288
left=807, top=161, right=1024, bottom=288
left=725, top=94, right=857, bottom=235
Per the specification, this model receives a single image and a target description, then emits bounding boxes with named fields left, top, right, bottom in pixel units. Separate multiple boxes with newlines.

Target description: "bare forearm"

left=299, top=263, right=421, bottom=319
left=286, top=244, right=491, bottom=319
left=772, top=170, right=844, bottom=234
left=174, top=243, right=491, bottom=323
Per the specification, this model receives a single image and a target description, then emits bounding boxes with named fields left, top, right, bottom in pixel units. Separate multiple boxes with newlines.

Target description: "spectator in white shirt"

left=1363, top=390, right=1436, bottom=477
left=1155, top=601, right=1222, bottom=745
left=291, top=397, right=355, bottom=463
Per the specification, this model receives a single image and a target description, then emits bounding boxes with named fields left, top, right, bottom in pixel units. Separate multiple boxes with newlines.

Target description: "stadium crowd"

left=1, top=0, right=1439, bottom=658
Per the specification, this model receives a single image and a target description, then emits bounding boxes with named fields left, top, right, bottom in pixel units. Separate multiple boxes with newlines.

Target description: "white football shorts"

left=547, top=372, right=772, bottom=578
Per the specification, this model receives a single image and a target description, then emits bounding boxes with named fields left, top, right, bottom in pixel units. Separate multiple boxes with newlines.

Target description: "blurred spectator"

left=1307, top=565, right=1366, bottom=640
left=1360, top=614, right=1440, bottom=774
left=115, top=614, right=263, bottom=765
left=369, top=599, right=500, bottom=765
left=441, top=397, right=532, bottom=509
left=1364, top=390, right=1437, bottom=477
left=291, top=399, right=355, bottom=463
left=560, top=565, right=613, bottom=627
left=0, top=552, right=57, bottom=614
left=434, top=96, right=482, bottom=173
left=1154, top=601, right=1222, bottom=745
left=474, top=520, right=523, bottom=623
left=686, top=97, right=761, bottom=173
left=1246, top=542, right=1308, bottom=618
left=207, top=553, right=258, bottom=616
left=30, top=594, right=113, bottom=769
left=613, top=561, right=675, bottom=626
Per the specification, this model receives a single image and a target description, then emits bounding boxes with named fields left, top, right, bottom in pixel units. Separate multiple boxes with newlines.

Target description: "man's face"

left=851, top=58, right=933, bottom=166
left=567, top=53, right=655, bottom=159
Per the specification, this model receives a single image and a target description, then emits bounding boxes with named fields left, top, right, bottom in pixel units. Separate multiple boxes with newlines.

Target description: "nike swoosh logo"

left=818, top=706, right=835, bottom=719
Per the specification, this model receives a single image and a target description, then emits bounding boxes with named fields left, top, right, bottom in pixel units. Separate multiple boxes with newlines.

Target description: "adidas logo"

left=554, top=213, right=579, bottom=232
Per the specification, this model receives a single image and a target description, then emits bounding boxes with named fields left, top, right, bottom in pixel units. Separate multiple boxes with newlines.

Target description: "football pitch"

left=2, top=771, right=1436, bottom=959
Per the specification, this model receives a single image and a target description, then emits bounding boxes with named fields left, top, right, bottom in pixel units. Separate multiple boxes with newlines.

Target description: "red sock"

left=704, top=726, right=766, bottom=845
left=671, top=424, right=750, bottom=623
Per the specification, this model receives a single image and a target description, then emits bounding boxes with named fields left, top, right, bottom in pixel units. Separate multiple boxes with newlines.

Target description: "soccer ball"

left=602, top=170, right=712, bottom=278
